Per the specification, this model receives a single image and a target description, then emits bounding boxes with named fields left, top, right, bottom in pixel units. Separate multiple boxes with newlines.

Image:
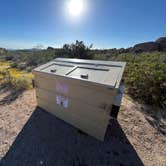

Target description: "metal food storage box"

left=33, top=58, right=126, bottom=141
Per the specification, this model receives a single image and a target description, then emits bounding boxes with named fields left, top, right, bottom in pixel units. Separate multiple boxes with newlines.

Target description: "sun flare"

left=67, top=0, right=85, bottom=17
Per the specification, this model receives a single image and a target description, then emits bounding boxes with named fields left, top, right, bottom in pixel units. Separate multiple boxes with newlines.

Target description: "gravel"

left=0, top=89, right=165, bottom=166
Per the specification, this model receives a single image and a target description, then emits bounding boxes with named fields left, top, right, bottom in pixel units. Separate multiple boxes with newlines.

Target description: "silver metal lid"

left=33, top=58, right=126, bottom=88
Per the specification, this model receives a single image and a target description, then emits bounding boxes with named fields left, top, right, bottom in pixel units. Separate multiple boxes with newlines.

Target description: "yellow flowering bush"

left=0, top=61, right=33, bottom=90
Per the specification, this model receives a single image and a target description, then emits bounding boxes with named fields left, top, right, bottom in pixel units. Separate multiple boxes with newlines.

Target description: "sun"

left=67, top=0, right=85, bottom=17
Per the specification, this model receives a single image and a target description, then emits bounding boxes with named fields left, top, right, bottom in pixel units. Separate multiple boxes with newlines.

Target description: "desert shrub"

left=17, top=62, right=27, bottom=70
left=110, top=52, right=166, bottom=107
left=93, top=54, right=108, bottom=60
left=0, top=68, right=33, bottom=91
left=0, top=70, right=12, bottom=85
left=1, top=41, right=93, bottom=71
left=62, top=40, right=93, bottom=59
left=10, top=62, right=18, bottom=68
left=5, top=54, right=14, bottom=61
left=1, top=49, right=57, bottom=71
left=26, top=66, right=34, bottom=72
left=12, top=77, right=32, bottom=90
left=125, top=62, right=166, bottom=107
left=93, top=52, right=166, bottom=107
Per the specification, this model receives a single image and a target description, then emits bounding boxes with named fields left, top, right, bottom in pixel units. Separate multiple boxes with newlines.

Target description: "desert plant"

left=62, top=40, right=93, bottom=59
left=12, top=77, right=32, bottom=90
left=110, top=52, right=166, bottom=107
left=1, top=69, right=12, bottom=85
left=0, top=67, right=33, bottom=91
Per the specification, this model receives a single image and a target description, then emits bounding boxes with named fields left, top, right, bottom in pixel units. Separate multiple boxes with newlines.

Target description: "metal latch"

left=80, top=74, right=88, bottom=79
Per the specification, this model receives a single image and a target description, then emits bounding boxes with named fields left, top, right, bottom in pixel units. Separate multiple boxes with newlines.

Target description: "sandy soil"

left=0, top=88, right=165, bottom=166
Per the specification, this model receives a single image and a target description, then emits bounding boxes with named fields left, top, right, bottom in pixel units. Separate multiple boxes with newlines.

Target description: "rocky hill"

left=156, top=37, right=166, bottom=51
left=132, top=37, right=166, bottom=53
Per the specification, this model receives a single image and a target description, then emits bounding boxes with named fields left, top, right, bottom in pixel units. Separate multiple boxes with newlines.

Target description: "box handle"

left=50, top=69, right=57, bottom=73
left=80, top=74, right=88, bottom=79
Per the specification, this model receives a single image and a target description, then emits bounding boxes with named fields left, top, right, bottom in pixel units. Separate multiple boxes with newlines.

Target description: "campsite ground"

left=0, top=88, right=165, bottom=166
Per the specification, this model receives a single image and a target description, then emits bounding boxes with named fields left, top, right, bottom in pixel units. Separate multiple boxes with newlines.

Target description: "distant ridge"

left=1, top=37, right=166, bottom=53
left=131, top=37, right=166, bottom=53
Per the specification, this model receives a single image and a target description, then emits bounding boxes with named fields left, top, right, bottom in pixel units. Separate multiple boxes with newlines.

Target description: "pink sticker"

left=56, top=81, right=69, bottom=94
left=56, top=95, right=68, bottom=108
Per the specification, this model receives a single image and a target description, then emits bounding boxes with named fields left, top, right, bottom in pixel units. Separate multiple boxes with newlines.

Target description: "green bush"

left=125, top=62, right=166, bottom=106
left=111, top=52, right=166, bottom=107
left=93, top=52, right=166, bottom=107
left=62, top=40, right=93, bottom=59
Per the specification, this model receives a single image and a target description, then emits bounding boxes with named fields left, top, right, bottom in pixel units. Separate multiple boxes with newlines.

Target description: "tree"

left=62, top=40, right=93, bottom=59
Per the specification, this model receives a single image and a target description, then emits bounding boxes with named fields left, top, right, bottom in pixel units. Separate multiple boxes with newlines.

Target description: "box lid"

left=34, top=58, right=126, bottom=88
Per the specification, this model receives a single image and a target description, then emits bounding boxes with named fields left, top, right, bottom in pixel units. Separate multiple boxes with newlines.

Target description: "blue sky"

left=0, top=0, right=165, bottom=49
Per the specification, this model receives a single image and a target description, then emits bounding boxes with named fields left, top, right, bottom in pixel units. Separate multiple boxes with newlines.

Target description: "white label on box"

left=56, top=95, right=68, bottom=108
left=56, top=81, right=69, bottom=94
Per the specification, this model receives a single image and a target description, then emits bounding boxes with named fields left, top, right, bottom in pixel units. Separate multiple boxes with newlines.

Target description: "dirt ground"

left=0, top=88, right=165, bottom=166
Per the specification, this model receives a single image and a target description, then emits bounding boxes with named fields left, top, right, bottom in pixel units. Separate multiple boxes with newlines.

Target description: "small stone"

left=40, top=160, right=43, bottom=165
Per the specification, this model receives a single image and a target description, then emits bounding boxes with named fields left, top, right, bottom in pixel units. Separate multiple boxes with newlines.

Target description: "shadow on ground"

left=0, top=85, right=23, bottom=105
left=0, top=108, right=144, bottom=166
left=139, top=105, right=166, bottom=136
left=124, top=93, right=166, bottom=136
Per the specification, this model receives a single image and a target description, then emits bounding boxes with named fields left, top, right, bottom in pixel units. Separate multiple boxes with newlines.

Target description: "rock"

left=130, top=37, right=166, bottom=53
left=155, top=37, right=166, bottom=44
left=0, top=48, right=6, bottom=55
left=132, top=42, right=159, bottom=53
left=156, top=37, right=166, bottom=51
